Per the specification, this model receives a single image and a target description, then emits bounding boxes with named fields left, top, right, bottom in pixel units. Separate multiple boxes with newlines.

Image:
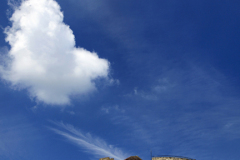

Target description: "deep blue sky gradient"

left=0, top=0, right=240, bottom=160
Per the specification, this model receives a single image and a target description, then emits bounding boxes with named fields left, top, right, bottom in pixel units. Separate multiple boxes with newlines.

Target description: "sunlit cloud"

left=0, top=0, right=110, bottom=105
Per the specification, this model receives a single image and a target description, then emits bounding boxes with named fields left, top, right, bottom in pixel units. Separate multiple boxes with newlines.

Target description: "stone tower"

left=99, top=157, right=114, bottom=160
left=125, top=156, right=142, bottom=160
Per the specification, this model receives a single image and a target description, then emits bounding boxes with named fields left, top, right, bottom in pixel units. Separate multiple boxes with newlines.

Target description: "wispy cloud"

left=101, top=105, right=125, bottom=114
left=49, top=122, right=128, bottom=160
left=106, top=64, right=240, bottom=159
left=0, top=115, right=41, bottom=160
left=0, top=0, right=110, bottom=105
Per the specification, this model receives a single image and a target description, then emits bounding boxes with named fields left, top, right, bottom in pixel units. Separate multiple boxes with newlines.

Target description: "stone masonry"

left=99, top=156, right=195, bottom=160
left=152, top=157, right=195, bottom=160
left=99, top=157, right=114, bottom=160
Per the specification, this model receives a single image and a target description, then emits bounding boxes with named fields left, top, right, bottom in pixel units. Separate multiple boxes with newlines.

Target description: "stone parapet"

left=152, top=157, right=195, bottom=160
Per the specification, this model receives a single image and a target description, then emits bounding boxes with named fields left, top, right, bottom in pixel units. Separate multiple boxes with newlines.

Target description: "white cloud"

left=101, top=105, right=125, bottom=114
left=0, top=0, right=110, bottom=105
left=49, top=122, right=128, bottom=160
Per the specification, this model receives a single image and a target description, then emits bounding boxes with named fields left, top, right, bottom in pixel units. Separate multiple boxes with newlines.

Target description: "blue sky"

left=0, top=0, right=240, bottom=160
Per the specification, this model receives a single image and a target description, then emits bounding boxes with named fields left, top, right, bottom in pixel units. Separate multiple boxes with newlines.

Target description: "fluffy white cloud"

left=0, top=0, right=110, bottom=105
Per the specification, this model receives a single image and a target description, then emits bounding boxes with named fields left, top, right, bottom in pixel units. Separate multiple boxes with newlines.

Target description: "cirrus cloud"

left=49, top=121, right=129, bottom=160
left=0, top=0, right=110, bottom=105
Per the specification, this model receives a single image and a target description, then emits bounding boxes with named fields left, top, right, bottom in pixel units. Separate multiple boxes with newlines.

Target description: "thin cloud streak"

left=49, top=122, right=128, bottom=160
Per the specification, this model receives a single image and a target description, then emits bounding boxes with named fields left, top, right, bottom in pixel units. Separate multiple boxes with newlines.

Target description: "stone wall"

left=152, top=157, right=194, bottom=160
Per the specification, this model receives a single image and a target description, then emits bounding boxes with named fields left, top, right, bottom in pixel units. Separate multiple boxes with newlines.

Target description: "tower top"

left=99, top=157, right=114, bottom=160
left=125, top=156, right=142, bottom=160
